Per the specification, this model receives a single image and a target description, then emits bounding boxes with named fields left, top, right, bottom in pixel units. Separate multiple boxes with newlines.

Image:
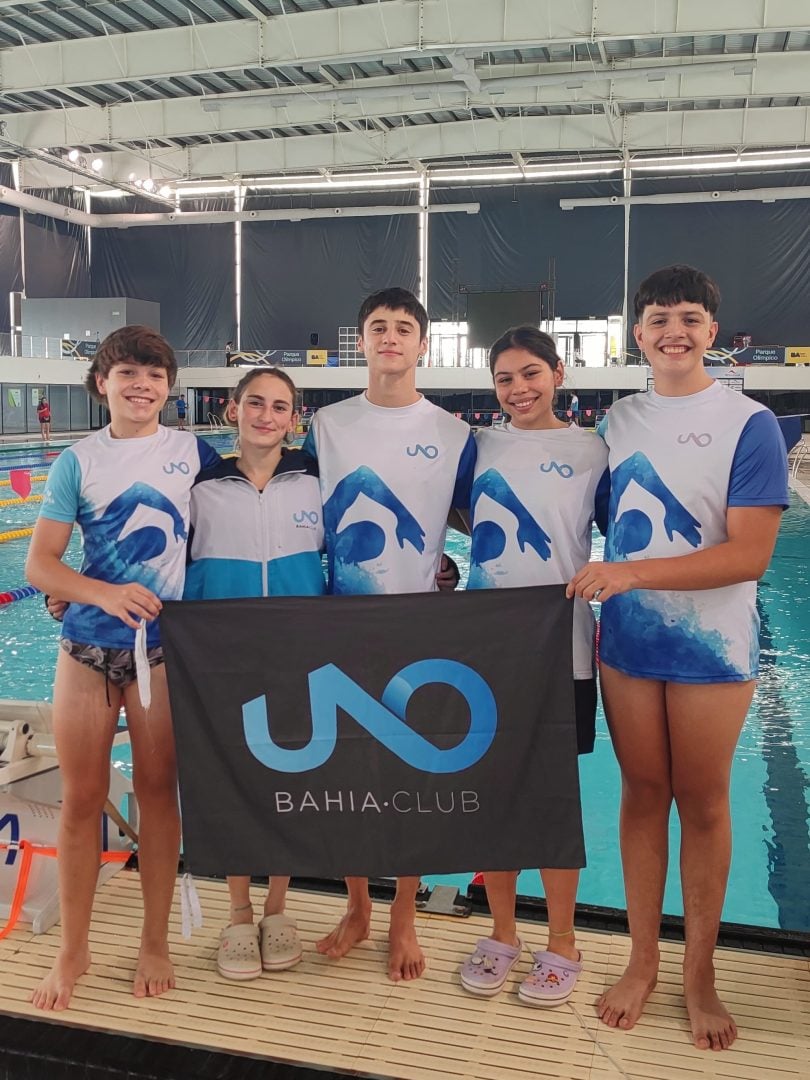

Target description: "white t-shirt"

left=304, top=393, right=475, bottom=594
left=40, top=426, right=218, bottom=648
left=468, top=424, right=609, bottom=679
left=599, top=381, right=789, bottom=683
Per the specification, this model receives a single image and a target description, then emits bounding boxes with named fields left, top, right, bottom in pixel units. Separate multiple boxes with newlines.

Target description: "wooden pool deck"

left=0, top=872, right=808, bottom=1079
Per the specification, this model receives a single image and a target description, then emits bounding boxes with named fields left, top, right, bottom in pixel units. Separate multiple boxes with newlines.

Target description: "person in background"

left=37, top=395, right=51, bottom=444
left=225, top=341, right=234, bottom=366
left=175, top=393, right=187, bottom=431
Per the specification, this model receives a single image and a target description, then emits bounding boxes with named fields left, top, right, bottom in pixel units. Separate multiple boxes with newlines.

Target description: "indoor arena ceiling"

left=0, top=0, right=809, bottom=198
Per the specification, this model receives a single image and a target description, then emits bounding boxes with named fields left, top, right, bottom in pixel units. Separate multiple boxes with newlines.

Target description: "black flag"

left=161, top=586, right=584, bottom=878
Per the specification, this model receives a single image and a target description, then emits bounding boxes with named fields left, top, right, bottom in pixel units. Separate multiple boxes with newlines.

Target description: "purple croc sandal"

left=518, top=949, right=582, bottom=1006
left=459, top=937, right=522, bottom=997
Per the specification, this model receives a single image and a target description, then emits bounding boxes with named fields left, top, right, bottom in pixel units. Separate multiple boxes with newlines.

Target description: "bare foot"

left=316, top=908, right=371, bottom=959
left=685, top=978, right=737, bottom=1051
left=133, top=943, right=175, bottom=999
left=31, top=947, right=91, bottom=1011
left=387, top=903, right=425, bottom=982
left=596, top=963, right=658, bottom=1030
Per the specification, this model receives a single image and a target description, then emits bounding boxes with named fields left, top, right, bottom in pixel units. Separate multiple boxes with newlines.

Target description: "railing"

left=207, top=413, right=225, bottom=430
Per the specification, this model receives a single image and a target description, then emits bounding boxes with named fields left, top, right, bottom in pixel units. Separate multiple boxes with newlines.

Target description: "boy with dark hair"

left=568, top=265, right=788, bottom=1050
left=26, top=325, right=219, bottom=1011
left=304, top=287, right=475, bottom=981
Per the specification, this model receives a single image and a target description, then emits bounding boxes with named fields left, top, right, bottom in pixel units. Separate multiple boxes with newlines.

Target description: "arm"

left=567, top=505, right=782, bottom=601
left=26, top=518, right=163, bottom=630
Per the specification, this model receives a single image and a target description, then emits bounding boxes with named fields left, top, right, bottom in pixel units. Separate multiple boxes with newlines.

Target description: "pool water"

left=1, top=438, right=808, bottom=931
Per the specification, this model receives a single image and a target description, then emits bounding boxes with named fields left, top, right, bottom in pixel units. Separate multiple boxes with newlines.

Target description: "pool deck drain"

left=0, top=872, right=808, bottom=1080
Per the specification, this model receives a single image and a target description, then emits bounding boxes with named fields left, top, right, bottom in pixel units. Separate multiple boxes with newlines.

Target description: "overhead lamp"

left=159, top=185, right=171, bottom=198
left=143, top=178, right=155, bottom=192
left=91, top=158, right=103, bottom=171
left=67, top=149, right=80, bottom=162
left=128, top=172, right=137, bottom=182
left=134, top=178, right=143, bottom=187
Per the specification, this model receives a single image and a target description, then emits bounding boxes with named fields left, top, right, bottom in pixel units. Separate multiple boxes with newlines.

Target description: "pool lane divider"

left=0, top=474, right=47, bottom=487
left=0, top=528, right=34, bottom=544
left=0, top=586, right=39, bottom=605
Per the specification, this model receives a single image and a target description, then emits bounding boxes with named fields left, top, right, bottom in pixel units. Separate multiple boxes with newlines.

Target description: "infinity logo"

left=293, top=510, right=320, bottom=525
left=677, top=433, right=712, bottom=447
left=0, top=812, right=20, bottom=865
left=243, top=660, right=497, bottom=774
left=162, top=461, right=191, bottom=475
left=539, top=461, right=574, bottom=478
left=406, top=444, right=439, bottom=459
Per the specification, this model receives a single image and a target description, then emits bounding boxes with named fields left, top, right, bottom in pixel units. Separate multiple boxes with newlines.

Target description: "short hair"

left=489, top=326, right=563, bottom=374
left=633, top=265, right=721, bottom=320
left=231, top=367, right=299, bottom=411
left=357, top=288, right=429, bottom=338
left=85, top=325, right=177, bottom=402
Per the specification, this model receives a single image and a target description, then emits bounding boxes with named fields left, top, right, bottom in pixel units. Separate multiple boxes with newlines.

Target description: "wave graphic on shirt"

left=323, top=465, right=425, bottom=594
left=469, top=469, right=552, bottom=589
left=606, top=452, right=702, bottom=560
left=83, top=481, right=187, bottom=589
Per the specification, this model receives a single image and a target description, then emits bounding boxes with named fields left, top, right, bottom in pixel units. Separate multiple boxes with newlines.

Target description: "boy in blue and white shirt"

left=304, top=287, right=475, bottom=982
left=569, top=266, right=788, bottom=1051
left=26, top=326, right=218, bottom=1012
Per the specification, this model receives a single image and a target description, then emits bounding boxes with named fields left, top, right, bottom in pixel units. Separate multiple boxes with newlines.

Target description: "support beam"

left=560, top=186, right=810, bottom=208
left=0, top=0, right=808, bottom=96
left=0, top=184, right=478, bottom=228
left=5, top=55, right=796, bottom=154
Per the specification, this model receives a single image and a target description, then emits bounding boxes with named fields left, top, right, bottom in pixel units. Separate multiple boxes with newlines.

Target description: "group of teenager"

left=25, top=266, right=789, bottom=1054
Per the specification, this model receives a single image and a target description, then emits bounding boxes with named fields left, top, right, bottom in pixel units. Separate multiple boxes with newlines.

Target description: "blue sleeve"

left=594, top=467, right=611, bottom=536
left=195, top=436, right=221, bottom=472
left=727, top=410, right=789, bottom=509
left=302, top=426, right=317, bottom=461
left=451, top=431, right=476, bottom=510
left=39, top=449, right=82, bottom=523
left=596, top=414, right=609, bottom=441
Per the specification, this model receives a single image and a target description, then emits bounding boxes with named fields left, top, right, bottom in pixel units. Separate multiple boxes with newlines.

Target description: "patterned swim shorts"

left=59, top=637, right=164, bottom=689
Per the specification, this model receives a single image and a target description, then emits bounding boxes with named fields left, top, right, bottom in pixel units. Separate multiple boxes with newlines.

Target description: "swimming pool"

left=1, top=437, right=808, bottom=931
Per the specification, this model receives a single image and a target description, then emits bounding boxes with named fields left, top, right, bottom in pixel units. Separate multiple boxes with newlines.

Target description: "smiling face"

left=96, top=361, right=169, bottom=435
left=229, top=372, right=296, bottom=451
left=358, top=306, right=428, bottom=378
left=492, top=347, right=565, bottom=430
left=634, top=301, right=718, bottom=390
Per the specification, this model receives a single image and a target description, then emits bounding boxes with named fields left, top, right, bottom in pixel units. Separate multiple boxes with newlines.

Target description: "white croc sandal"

left=217, top=923, right=262, bottom=981
left=259, top=913, right=303, bottom=971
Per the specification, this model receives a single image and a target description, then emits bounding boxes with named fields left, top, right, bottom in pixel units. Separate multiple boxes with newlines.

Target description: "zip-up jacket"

left=183, top=449, right=326, bottom=599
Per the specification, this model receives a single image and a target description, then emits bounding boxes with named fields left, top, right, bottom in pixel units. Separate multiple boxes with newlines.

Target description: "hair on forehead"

left=634, top=264, right=720, bottom=319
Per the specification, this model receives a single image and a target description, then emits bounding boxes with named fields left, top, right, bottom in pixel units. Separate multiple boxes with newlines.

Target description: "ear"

left=554, top=364, right=565, bottom=386
left=95, top=371, right=107, bottom=397
left=224, top=399, right=238, bottom=424
left=633, top=323, right=644, bottom=349
left=356, top=335, right=364, bottom=356
left=708, top=320, right=719, bottom=346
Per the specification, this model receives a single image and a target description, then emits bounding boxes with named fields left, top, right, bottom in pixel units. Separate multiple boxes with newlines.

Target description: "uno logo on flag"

left=242, top=660, right=497, bottom=774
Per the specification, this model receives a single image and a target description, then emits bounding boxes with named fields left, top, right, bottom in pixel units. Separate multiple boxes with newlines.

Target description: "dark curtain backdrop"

left=90, top=197, right=234, bottom=350
left=240, top=189, right=419, bottom=349
left=23, top=188, right=89, bottom=298
left=428, top=181, right=624, bottom=322
left=628, top=170, right=810, bottom=345
left=0, top=164, right=22, bottom=334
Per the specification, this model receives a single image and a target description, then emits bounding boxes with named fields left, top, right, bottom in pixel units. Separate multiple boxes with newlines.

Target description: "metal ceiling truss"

left=0, top=0, right=807, bottom=194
